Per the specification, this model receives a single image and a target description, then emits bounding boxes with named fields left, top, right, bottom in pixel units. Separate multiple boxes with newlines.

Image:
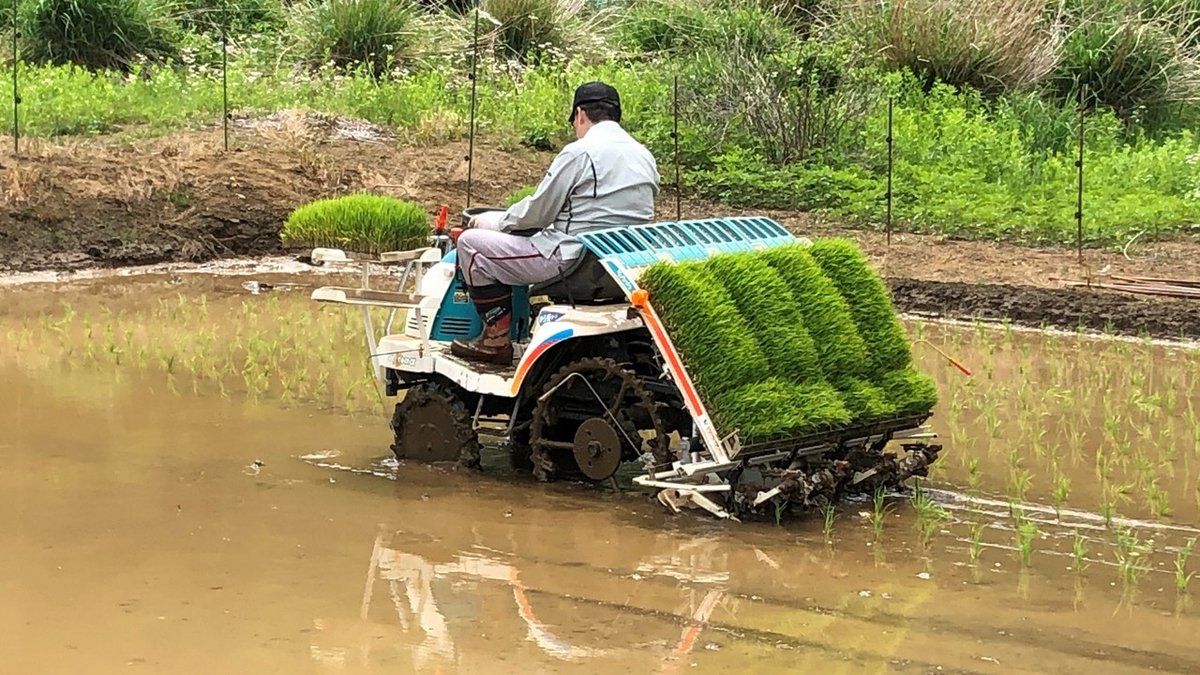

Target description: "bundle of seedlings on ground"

left=281, top=193, right=429, bottom=255
left=760, top=244, right=896, bottom=421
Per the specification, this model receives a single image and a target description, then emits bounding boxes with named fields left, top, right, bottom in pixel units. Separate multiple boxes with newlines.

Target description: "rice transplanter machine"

left=310, top=214, right=941, bottom=519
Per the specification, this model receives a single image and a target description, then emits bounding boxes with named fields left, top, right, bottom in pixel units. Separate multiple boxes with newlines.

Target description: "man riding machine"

left=451, top=81, right=660, bottom=365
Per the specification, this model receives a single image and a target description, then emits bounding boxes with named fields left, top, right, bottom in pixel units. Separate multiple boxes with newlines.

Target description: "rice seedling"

left=280, top=193, right=430, bottom=255
left=911, top=481, right=950, bottom=548
left=1114, top=527, right=1154, bottom=587
left=808, top=238, right=911, bottom=377
left=968, top=519, right=985, bottom=562
left=1176, top=537, right=1197, bottom=594
left=1051, top=472, right=1070, bottom=521
left=1015, top=514, right=1038, bottom=568
left=821, top=504, right=836, bottom=543
left=1072, top=530, right=1089, bottom=571
left=871, top=487, right=888, bottom=540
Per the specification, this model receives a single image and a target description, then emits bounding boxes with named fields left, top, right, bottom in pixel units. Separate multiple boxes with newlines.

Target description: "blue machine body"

left=427, top=217, right=794, bottom=343
left=430, top=249, right=532, bottom=343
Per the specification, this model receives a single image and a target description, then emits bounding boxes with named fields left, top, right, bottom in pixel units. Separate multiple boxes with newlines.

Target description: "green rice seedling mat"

left=640, top=239, right=937, bottom=442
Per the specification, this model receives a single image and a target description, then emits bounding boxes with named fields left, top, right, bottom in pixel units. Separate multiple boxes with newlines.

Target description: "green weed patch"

left=281, top=193, right=428, bottom=254
left=641, top=239, right=937, bottom=441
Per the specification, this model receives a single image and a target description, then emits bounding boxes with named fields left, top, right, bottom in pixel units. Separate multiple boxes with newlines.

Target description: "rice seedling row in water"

left=280, top=193, right=429, bottom=255
left=0, top=292, right=385, bottom=417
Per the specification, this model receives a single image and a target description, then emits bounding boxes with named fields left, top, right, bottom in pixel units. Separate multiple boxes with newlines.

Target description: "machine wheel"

left=390, top=382, right=481, bottom=471
left=529, top=357, right=670, bottom=483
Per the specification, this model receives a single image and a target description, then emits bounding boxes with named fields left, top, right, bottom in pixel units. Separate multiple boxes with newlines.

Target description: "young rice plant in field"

left=281, top=193, right=429, bottom=254
left=1176, top=537, right=1197, bottom=593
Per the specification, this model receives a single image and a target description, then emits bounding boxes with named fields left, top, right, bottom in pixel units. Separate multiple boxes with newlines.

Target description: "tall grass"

left=295, top=0, right=427, bottom=78
left=21, top=0, right=182, bottom=71
left=480, top=0, right=613, bottom=63
left=1053, top=5, right=1200, bottom=124
left=842, top=0, right=1062, bottom=95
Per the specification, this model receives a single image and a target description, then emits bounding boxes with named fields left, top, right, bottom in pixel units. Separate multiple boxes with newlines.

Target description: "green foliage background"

left=2, top=0, right=1199, bottom=248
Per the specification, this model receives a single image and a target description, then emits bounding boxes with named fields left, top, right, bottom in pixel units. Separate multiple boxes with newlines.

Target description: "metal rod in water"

left=673, top=73, right=681, bottom=221
left=466, top=6, right=481, bottom=208
left=11, top=7, right=18, bottom=155
left=886, top=96, right=894, bottom=248
left=1075, top=85, right=1085, bottom=264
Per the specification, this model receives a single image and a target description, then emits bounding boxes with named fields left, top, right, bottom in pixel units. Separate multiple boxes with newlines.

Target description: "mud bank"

left=4, top=119, right=1199, bottom=341
left=888, top=278, right=1200, bottom=341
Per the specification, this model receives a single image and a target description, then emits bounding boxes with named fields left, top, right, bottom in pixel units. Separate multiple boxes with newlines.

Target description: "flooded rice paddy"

left=3, top=271, right=1200, bottom=674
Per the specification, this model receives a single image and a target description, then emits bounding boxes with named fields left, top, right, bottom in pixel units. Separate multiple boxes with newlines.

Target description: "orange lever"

left=913, top=339, right=972, bottom=377
left=435, top=204, right=449, bottom=231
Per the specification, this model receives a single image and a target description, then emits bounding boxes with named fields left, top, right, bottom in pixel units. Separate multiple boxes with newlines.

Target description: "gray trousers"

left=456, top=229, right=570, bottom=288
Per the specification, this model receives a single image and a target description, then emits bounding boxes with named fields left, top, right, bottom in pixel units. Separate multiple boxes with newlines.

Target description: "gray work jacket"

left=498, top=121, right=660, bottom=260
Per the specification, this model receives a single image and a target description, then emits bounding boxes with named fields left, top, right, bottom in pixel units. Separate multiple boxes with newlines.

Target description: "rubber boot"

left=451, top=285, right=515, bottom=366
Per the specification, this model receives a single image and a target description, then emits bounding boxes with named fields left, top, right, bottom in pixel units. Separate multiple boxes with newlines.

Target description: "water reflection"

left=310, top=530, right=731, bottom=673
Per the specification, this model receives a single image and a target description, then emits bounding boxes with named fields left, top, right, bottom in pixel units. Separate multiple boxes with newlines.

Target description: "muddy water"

left=3, top=274, right=1200, bottom=674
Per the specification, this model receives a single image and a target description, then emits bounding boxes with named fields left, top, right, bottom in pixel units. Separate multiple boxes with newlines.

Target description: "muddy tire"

left=390, top=382, right=481, bottom=471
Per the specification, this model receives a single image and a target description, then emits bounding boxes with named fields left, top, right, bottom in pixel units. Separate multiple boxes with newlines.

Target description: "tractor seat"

left=530, top=250, right=625, bottom=304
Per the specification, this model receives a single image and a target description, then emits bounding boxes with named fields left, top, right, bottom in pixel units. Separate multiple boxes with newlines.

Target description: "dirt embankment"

left=2, top=113, right=1199, bottom=340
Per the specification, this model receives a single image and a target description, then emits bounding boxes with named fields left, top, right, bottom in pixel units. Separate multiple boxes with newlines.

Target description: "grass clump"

left=281, top=193, right=429, bottom=254
left=809, top=237, right=912, bottom=376
left=480, top=0, right=613, bottom=63
left=21, top=0, right=181, bottom=71
left=1052, top=6, right=1200, bottom=124
left=503, top=184, right=537, bottom=206
left=842, top=0, right=1061, bottom=95
left=295, top=0, right=425, bottom=78
left=177, top=0, right=286, bottom=35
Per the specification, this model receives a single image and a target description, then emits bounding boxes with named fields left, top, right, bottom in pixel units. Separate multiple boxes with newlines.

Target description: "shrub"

left=503, top=184, right=538, bottom=206
left=615, top=0, right=718, bottom=54
left=842, top=0, right=1061, bottom=95
left=295, top=0, right=425, bottom=78
left=176, top=0, right=286, bottom=35
left=1052, top=8, right=1200, bottom=124
left=480, top=0, right=613, bottom=63
left=680, top=37, right=879, bottom=165
left=21, top=0, right=182, bottom=71
left=281, top=193, right=430, bottom=253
